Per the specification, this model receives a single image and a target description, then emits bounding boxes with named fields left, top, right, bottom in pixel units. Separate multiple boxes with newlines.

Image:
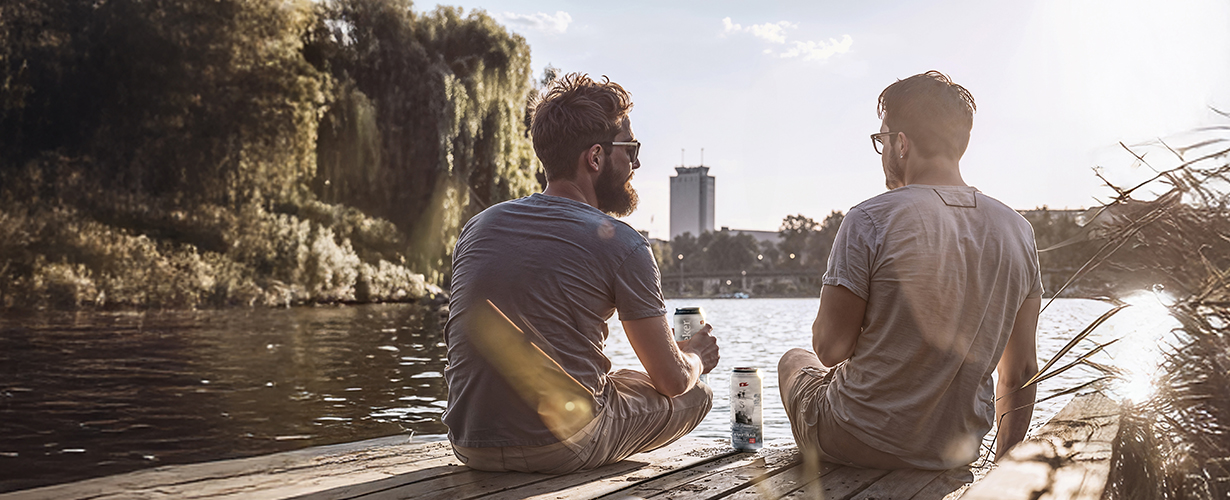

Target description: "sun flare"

left=1101, top=289, right=1181, bottom=404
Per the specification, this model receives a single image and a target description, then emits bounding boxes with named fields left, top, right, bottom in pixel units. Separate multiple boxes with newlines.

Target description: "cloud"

left=778, top=35, right=854, bottom=61
left=722, top=17, right=795, bottom=44
left=494, top=11, right=572, bottom=34
left=723, top=17, right=852, bottom=62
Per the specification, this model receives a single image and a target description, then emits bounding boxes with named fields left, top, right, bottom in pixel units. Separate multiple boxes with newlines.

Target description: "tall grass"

left=1022, top=121, right=1230, bottom=498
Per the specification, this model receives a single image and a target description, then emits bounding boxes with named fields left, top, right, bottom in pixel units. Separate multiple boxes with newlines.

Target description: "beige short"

left=451, top=369, right=713, bottom=474
left=784, top=365, right=915, bottom=469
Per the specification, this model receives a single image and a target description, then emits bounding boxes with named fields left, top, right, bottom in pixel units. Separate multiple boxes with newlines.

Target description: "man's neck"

left=543, top=179, right=599, bottom=208
left=903, top=157, right=966, bottom=187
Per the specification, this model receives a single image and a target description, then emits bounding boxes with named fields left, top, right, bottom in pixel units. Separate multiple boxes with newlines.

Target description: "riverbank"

left=0, top=193, right=443, bottom=311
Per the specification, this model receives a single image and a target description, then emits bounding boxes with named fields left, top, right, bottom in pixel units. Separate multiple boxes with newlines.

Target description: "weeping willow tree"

left=308, top=0, right=540, bottom=284
left=0, top=0, right=323, bottom=205
left=0, top=0, right=540, bottom=308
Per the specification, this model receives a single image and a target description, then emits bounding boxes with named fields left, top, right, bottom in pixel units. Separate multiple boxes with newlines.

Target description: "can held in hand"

left=674, top=307, right=708, bottom=384
left=672, top=307, right=705, bottom=341
left=730, top=367, right=763, bottom=451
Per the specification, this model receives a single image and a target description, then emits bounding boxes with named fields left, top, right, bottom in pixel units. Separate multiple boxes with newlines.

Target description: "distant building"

left=724, top=228, right=780, bottom=247
left=670, top=166, right=715, bottom=240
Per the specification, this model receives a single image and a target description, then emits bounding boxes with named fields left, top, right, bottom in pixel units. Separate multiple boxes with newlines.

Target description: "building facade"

left=670, top=166, right=715, bottom=240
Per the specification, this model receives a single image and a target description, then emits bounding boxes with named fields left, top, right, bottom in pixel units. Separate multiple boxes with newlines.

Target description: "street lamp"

left=677, top=254, right=685, bottom=295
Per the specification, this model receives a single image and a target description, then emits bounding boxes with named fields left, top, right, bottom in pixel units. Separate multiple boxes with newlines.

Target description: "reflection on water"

left=1, top=297, right=1144, bottom=493
left=0, top=304, right=447, bottom=493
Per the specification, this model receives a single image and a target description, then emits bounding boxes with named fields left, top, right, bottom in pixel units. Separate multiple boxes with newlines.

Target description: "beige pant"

left=779, top=348, right=917, bottom=469
left=451, top=369, right=713, bottom=474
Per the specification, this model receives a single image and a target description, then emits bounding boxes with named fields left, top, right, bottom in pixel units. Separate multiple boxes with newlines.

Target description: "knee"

left=778, top=348, right=818, bottom=389
left=680, top=378, right=714, bottom=411
left=778, top=348, right=818, bottom=375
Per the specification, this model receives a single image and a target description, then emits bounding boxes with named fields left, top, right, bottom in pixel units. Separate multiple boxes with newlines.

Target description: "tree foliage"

left=1, top=0, right=324, bottom=205
left=0, top=0, right=542, bottom=308
left=308, top=0, right=539, bottom=281
left=661, top=212, right=844, bottom=279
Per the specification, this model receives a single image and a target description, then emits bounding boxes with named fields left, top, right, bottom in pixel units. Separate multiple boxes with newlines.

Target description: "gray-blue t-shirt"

left=443, top=193, right=667, bottom=447
left=823, top=185, right=1043, bottom=469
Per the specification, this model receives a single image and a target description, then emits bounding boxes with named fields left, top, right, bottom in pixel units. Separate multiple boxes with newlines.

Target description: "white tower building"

left=669, top=166, right=715, bottom=240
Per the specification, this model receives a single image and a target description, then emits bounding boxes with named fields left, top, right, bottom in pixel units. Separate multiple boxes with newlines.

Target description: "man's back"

left=822, top=184, right=1042, bottom=468
left=443, top=193, right=666, bottom=448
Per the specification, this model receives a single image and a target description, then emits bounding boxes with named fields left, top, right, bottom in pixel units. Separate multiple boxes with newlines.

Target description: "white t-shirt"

left=823, top=184, right=1042, bottom=469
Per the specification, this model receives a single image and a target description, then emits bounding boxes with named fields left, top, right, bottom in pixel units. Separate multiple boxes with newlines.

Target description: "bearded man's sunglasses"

left=599, top=141, right=640, bottom=163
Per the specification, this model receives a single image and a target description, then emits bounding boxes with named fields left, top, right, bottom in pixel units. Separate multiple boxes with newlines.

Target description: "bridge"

left=660, top=269, right=822, bottom=297
left=660, top=268, right=1089, bottom=299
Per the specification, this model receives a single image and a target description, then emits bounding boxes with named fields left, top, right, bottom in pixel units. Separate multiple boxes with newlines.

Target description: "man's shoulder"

left=971, top=190, right=1016, bottom=212
left=846, top=187, right=917, bottom=222
left=465, top=194, right=646, bottom=248
left=470, top=193, right=594, bottom=225
left=973, top=191, right=1033, bottom=228
left=851, top=186, right=925, bottom=211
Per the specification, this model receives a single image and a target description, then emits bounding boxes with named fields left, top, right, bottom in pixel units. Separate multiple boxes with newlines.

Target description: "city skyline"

left=436, top=0, right=1230, bottom=238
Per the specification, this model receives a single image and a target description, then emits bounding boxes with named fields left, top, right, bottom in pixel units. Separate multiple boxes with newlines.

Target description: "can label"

left=673, top=307, right=705, bottom=342
left=731, top=367, right=762, bottom=451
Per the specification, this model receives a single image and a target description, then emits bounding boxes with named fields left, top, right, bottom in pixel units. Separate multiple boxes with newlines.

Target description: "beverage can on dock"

left=672, top=307, right=705, bottom=341
left=730, top=367, right=763, bottom=451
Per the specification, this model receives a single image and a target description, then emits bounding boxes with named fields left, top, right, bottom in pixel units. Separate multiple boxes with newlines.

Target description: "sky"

left=433, top=0, right=1230, bottom=239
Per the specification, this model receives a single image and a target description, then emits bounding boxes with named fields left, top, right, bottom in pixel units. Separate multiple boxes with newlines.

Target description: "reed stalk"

left=1025, top=123, right=1230, bottom=499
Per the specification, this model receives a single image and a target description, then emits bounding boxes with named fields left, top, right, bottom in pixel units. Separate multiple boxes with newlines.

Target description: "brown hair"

left=877, top=71, right=976, bottom=160
left=530, top=73, right=633, bottom=181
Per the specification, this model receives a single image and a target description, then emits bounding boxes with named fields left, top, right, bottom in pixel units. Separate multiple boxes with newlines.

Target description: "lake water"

left=0, top=297, right=1174, bottom=493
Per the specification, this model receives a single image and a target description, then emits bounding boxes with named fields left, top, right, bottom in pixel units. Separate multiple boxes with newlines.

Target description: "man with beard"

left=442, top=73, right=720, bottom=474
left=777, top=71, right=1042, bottom=470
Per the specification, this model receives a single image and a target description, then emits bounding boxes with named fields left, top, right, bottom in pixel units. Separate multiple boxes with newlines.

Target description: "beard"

left=595, top=165, right=638, bottom=217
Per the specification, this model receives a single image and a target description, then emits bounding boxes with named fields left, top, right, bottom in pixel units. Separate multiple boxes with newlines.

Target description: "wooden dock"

left=1, top=392, right=1118, bottom=500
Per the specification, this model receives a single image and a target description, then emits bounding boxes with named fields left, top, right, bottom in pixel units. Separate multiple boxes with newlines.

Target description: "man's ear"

left=586, top=144, right=604, bottom=172
left=895, top=132, right=910, bottom=158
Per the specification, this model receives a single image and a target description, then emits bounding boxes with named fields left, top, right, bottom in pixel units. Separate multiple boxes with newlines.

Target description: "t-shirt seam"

left=830, top=207, right=878, bottom=299
left=613, top=241, right=667, bottom=321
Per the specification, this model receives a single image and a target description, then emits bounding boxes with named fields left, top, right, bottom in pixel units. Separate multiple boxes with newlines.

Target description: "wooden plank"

left=362, top=469, right=547, bottom=500
left=722, top=460, right=843, bottom=499
left=0, top=436, right=451, bottom=500
left=293, top=455, right=470, bottom=500
left=781, top=467, right=891, bottom=500
left=487, top=438, right=737, bottom=500
left=908, top=467, right=974, bottom=500
left=961, top=391, right=1119, bottom=500
left=169, top=442, right=462, bottom=500
left=849, top=468, right=947, bottom=500
left=591, top=450, right=775, bottom=499
left=619, top=446, right=800, bottom=500
left=348, top=437, right=735, bottom=500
